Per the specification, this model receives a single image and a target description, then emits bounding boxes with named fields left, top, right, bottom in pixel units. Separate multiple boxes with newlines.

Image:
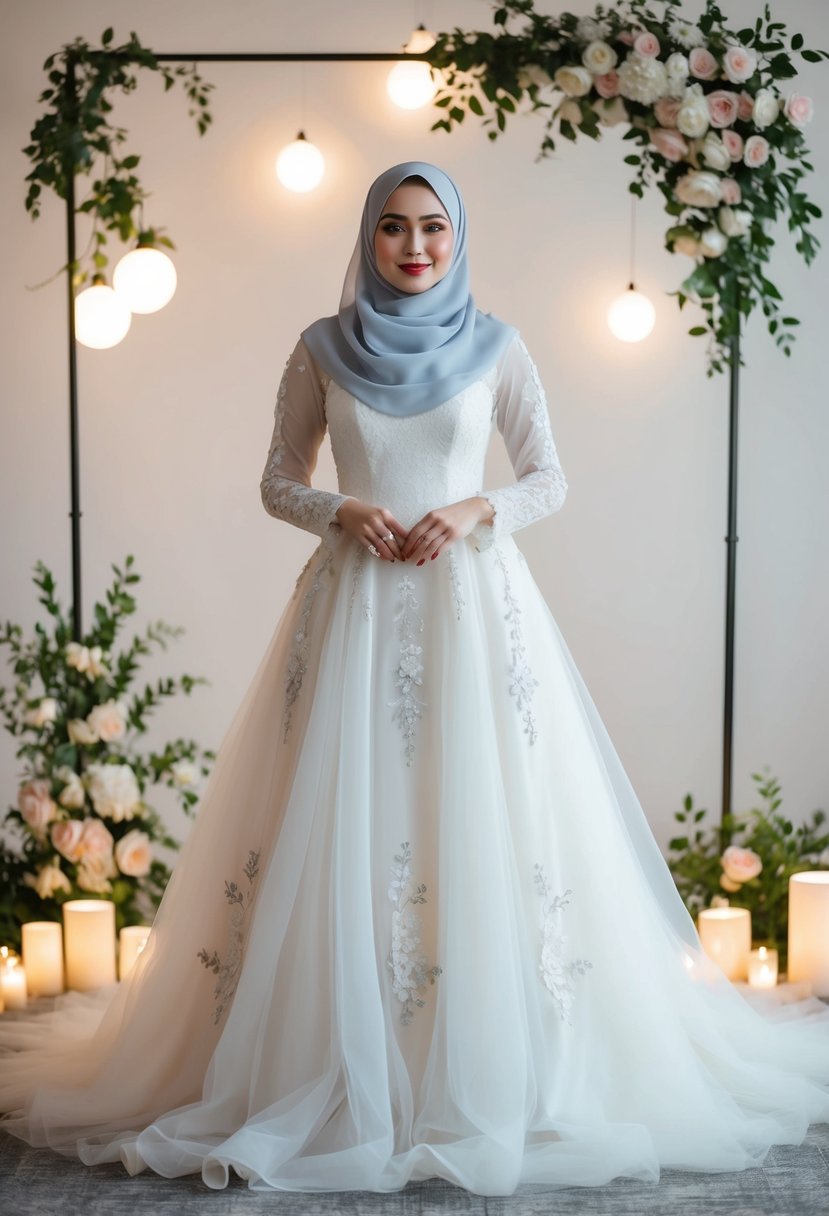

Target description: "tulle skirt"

left=2, top=531, right=829, bottom=1195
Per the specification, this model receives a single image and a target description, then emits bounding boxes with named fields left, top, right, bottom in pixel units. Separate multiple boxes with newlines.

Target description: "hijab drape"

left=301, top=161, right=517, bottom=416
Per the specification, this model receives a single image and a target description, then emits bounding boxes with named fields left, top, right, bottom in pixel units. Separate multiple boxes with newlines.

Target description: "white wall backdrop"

left=1, top=0, right=827, bottom=860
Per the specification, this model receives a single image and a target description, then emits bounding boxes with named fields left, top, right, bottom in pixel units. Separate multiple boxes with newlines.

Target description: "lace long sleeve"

left=260, top=337, right=355, bottom=548
left=469, top=334, right=568, bottom=553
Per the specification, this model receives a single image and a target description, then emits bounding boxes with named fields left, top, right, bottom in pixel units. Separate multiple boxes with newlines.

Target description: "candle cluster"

left=0, top=901, right=151, bottom=1012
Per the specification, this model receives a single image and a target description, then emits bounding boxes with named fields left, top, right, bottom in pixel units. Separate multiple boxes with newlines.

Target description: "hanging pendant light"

left=607, top=194, right=656, bottom=343
left=387, top=25, right=444, bottom=110
left=112, top=232, right=177, bottom=315
left=74, top=275, right=131, bottom=349
left=275, top=130, right=325, bottom=193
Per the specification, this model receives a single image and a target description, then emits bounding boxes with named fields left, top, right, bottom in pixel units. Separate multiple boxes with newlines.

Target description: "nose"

left=404, top=235, right=423, bottom=256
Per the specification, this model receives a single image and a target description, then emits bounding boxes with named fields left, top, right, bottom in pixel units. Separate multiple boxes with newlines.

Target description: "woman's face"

left=373, top=182, right=454, bottom=293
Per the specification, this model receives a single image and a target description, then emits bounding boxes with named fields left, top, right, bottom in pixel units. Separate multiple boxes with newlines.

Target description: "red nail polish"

left=417, top=559, right=425, bottom=566
left=430, top=552, right=438, bottom=559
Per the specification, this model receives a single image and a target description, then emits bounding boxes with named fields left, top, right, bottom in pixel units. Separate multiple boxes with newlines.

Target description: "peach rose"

left=720, top=177, right=742, bottom=204
left=76, top=852, right=118, bottom=895
left=634, top=32, right=660, bottom=58
left=723, top=45, right=757, bottom=84
left=654, top=96, right=682, bottom=127
left=721, top=129, right=744, bottom=161
left=721, top=845, right=762, bottom=884
left=618, top=30, right=636, bottom=47
left=86, top=698, right=128, bottom=742
left=737, top=90, right=755, bottom=121
left=594, top=70, right=620, bottom=98
left=689, top=47, right=718, bottom=80
left=554, top=65, right=593, bottom=97
left=22, top=856, right=72, bottom=900
left=18, top=778, right=58, bottom=835
left=744, top=134, right=770, bottom=167
left=650, top=127, right=689, bottom=162
left=51, top=817, right=85, bottom=863
left=706, top=89, right=740, bottom=128
left=593, top=96, right=628, bottom=126
left=67, top=717, right=99, bottom=745
left=79, top=816, right=115, bottom=860
left=115, top=829, right=153, bottom=877
left=23, top=698, right=58, bottom=728
left=784, top=93, right=814, bottom=126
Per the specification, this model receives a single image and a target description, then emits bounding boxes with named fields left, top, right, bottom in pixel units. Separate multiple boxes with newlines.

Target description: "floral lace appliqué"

left=284, top=548, right=334, bottom=741
left=387, top=840, right=442, bottom=1025
left=446, top=548, right=466, bottom=621
left=197, top=849, right=261, bottom=1025
left=347, top=546, right=372, bottom=626
left=533, top=863, right=593, bottom=1026
left=388, top=573, right=426, bottom=766
left=493, top=545, right=539, bottom=743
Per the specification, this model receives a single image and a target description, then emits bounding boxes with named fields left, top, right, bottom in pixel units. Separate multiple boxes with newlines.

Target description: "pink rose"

left=18, top=778, right=57, bottom=835
left=720, top=177, right=742, bottom=204
left=744, top=134, right=770, bottom=167
left=654, top=96, right=682, bottom=127
left=51, top=818, right=85, bottom=863
left=79, top=816, right=115, bottom=860
left=115, top=829, right=152, bottom=877
left=721, top=845, right=762, bottom=884
left=784, top=93, right=814, bottom=126
left=706, top=89, right=739, bottom=128
left=737, top=90, right=755, bottom=121
left=618, top=30, right=636, bottom=47
left=594, top=70, right=620, bottom=98
left=650, top=127, right=689, bottom=162
left=689, top=47, right=718, bottom=80
left=723, top=45, right=757, bottom=85
left=721, top=129, right=744, bottom=161
left=634, top=32, right=660, bottom=58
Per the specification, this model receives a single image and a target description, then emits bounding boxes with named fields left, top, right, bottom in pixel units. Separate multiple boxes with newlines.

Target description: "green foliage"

left=666, top=769, right=829, bottom=972
left=0, top=556, right=216, bottom=950
left=425, top=0, right=828, bottom=377
left=22, top=29, right=215, bottom=288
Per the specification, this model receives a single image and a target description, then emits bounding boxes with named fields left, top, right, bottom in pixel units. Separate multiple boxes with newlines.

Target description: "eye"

left=381, top=223, right=403, bottom=233
left=426, top=223, right=446, bottom=232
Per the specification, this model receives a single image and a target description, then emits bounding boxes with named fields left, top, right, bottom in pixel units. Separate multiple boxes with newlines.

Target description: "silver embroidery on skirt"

left=346, top=546, right=373, bottom=626
left=446, top=548, right=466, bottom=621
left=388, top=572, right=426, bottom=766
left=493, top=544, right=539, bottom=743
left=197, top=849, right=261, bottom=1025
left=387, top=840, right=443, bottom=1025
left=533, top=862, right=593, bottom=1026
left=283, top=547, right=335, bottom=741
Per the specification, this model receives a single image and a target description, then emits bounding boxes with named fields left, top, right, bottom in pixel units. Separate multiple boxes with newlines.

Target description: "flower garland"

left=426, top=0, right=828, bottom=375
left=0, top=556, right=215, bottom=950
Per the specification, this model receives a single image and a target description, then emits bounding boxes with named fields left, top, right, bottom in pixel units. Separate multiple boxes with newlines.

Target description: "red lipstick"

left=399, top=263, right=431, bottom=275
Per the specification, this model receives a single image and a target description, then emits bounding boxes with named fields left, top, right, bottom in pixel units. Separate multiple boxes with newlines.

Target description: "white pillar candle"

left=788, top=871, right=829, bottom=996
left=748, top=945, right=779, bottom=988
left=63, top=899, right=117, bottom=991
left=22, top=921, right=65, bottom=997
left=119, top=925, right=151, bottom=981
left=1, top=957, right=28, bottom=1009
left=697, top=907, right=752, bottom=980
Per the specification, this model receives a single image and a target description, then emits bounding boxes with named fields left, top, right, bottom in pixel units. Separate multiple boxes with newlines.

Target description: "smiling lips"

left=399, top=263, right=431, bottom=275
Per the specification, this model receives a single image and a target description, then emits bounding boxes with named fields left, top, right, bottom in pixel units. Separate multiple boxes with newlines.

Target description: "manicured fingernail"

left=417, top=559, right=425, bottom=566
left=430, top=553, right=438, bottom=559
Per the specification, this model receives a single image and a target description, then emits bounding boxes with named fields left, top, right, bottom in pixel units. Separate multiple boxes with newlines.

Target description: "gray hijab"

left=301, top=161, right=517, bottom=416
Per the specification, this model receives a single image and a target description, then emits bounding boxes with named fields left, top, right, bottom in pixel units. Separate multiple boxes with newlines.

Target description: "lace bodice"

left=259, top=331, right=567, bottom=552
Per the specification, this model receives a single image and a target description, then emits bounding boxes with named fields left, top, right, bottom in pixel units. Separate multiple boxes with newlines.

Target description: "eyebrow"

left=378, top=212, right=449, bottom=222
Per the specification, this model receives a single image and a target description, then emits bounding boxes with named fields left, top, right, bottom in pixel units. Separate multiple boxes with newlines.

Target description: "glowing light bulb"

left=387, top=26, right=444, bottom=110
left=74, top=277, right=132, bottom=349
left=275, top=131, right=325, bottom=193
left=607, top=284, right=656, bottom=343
left=113, top=241, right=177, bottom=314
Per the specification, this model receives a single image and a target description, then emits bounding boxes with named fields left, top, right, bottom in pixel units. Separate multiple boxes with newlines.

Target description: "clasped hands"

left=335, top=496, right=494, bottom=564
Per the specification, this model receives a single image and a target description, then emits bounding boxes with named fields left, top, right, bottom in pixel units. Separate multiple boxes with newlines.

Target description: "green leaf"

left=688, top=326, right=707, bottom=336
left=102, top=27, right=114, bottom=46
left=468, top=94, right=484, bottom=117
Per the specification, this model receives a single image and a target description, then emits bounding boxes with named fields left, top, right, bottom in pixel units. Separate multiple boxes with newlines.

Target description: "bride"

left=2, top=160, right=829, bottom=1196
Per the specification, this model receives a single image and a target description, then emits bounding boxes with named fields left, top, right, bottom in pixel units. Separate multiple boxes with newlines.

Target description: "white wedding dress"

left=2, top=332, right=829, bottom=1195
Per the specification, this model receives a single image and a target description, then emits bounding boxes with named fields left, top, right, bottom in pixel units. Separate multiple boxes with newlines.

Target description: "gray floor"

left=2, top=1125, right=829, bottom=1215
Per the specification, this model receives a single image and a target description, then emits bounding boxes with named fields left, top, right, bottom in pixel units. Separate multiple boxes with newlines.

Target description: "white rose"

left=554, top=65, right=593, bottom=97
left=577, top=16, right=610, bottom=43
left=67, top=717, right=99, bottom=745
left=86, top=698, right=128, bottom=742
left=18, top=778, right=58, bottom=835
left=675, top=169, right=723, bottom=207
left=76, top=852, right=118, bottom=894
left=752, top=88, right=780, bottom=129
left=85, top=762, right=142, bottom=823
left=55, top=765, right=86, bottom=809
left=593, top=96, right=629, bottom=127
left=699, top=226, right=729, bottom=257
left=170, top=759, right=199, bottom=787
left=115, top=829, right=152, bottom=877
left=23, top=697, right=58, bottom=728
left=65, top=642, right=90, bottom=672
left=23, top=855, right=73, bottom=900
left=666, top=52, right=690, bottom=79
left=582, top=40, right=618, bottom=76
left=674, top=234, right=701, bottom=256
left=559, top=99, right=584, bottom=124
left=86, top=646, right=108, bottom=678
left=677, top=86, right=710, bottom=138
left=718, top=205, right=751, bottom=237
left=700, top=131, right=731, bottom=171
left=616, top=52, right=669, bottom=105
left=517, top=64, right=552, bottom=90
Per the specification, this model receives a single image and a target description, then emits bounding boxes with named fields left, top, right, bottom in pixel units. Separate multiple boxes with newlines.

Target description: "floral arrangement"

left=666, top=769, right=829, bottom=972
left=426, top=0, right=828, bottom=375
left=0, top=556, right=215, bottom=951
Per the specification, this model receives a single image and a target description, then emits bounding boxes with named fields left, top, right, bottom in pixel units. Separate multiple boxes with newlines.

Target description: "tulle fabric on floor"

left=2, top=530, right=829, bottom=1196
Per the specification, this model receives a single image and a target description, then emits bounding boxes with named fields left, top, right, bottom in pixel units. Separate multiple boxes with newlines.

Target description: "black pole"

left=65, top=54, right=82, bottom=643
left=721, top=284, right=740, bottom=842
